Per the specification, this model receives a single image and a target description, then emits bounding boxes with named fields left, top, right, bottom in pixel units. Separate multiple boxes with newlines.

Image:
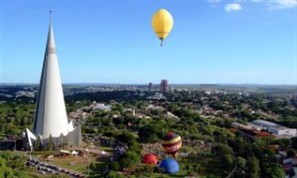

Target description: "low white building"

left=232, top=122, right=262, bottom=131
left=147, top=93, right=166, bottom=100
left=251, top=120, right=297, bottom=138
left=93, top=103, right=112, bottom=112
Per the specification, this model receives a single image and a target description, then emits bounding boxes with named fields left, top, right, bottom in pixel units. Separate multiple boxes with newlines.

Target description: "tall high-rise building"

left=148, top=82, right=153, bottom=91
left=160, top=79, right=169, bottom=94
left=25, top=14, right=81, bottom=150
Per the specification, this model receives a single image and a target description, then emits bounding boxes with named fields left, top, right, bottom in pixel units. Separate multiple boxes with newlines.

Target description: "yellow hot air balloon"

left=152, top=9, right=174, bottom=46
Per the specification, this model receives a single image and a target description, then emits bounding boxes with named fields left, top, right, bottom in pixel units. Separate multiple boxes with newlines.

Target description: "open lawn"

left=100, top=146, right=114, bottom=152
left=44, top=156, right=98, bottom=174
left=152, top=170, right=188, bottom=178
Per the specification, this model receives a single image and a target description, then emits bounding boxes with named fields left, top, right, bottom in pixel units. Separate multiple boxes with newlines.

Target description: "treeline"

left=0, top=102, right=35, bottom=136
left=65, top=90, right=150, bottom=103
left=0, top=151, right=31, bottom=178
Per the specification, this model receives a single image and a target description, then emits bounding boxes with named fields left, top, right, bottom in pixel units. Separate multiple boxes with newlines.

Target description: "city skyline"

left=1, top=0, right=297, bottom=85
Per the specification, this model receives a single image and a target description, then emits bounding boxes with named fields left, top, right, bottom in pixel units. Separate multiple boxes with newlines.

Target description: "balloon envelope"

left=143, top=154, right=159, bottom=165
left=159, top=158, right=179, bottom=174
left=152, top=9, right=174, bottom=43
left=161, top=132, right=182, bottom=156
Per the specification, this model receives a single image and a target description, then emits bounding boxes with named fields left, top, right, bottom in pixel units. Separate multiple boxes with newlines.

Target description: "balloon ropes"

left=161, top=132, right=182, bottom=158
left=152, top=9, right=174, bottom=46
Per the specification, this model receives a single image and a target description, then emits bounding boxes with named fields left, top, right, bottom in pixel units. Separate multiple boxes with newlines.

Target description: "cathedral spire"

left=49, top=10, right=53, bottom=24
left=33, top=13, right=72, bottom=138
left=45, top=10, right=56, bottom=55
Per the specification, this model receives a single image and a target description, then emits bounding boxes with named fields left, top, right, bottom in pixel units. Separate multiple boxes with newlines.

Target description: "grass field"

left=25, top=148, right=114, bottom=176
left=100, top=146, right=114, bottom=152
left=45, top=155, right=101, bottom=174
left=152, top=170, right=188, bottom=178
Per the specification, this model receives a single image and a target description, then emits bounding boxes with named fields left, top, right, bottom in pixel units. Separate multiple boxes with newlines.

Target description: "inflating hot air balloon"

left=152, top=9, right=174, bottom=46
left=161, top=132, right=182, bottom=158
left=143, top=154, right=159, bottom=165
left=159, top=158, right=179, bottom=174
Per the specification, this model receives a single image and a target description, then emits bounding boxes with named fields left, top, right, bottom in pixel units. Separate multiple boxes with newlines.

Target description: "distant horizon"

left=1, top=82, right=296, bottom=86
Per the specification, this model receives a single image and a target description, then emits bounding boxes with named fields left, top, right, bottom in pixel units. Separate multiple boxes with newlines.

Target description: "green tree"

left=138, top=123, right=165, bottom=143
left=274, top=138, right=291, bottom=149
left=107, top=171, right=125, bottom=178
left=211, top=144, right=233, bottom=156
left=0, top=157, right=14, bottom=178
left=237, top=157, right=247, bottom=168
left=261, top=161, right=285, bottom=178
left=116, top=131, right=136, bottom=146
left=247, top=156, right=260, bottom=178
left=108, top=162, right=120, bottom=171
left=222, top=154, right=234, bottom=169
left=118, top=151, right=141, bottom=169
left=46, top=134, right=55, bottom=151
left=33, top=136, right=43, bottom=151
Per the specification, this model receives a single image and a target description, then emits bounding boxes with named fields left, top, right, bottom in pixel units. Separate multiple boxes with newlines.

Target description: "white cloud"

left=207, top=0, right=221, bottom=3
left=225, top=3, right=243, bottom=12
left=249, top=0, right=297, bottom=9
left=208, top=0, right=296, bottom=11
left=249, top=0, right=265, bottom=2
left=269, top=0, right=297, bottom=9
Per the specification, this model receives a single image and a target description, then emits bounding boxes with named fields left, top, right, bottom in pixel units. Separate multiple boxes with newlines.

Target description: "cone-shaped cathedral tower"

left=33, top=14, right=72, bottom=138
left=24, top=13, right=81, bottom=151
left=23, top=11, right=81, bottom=150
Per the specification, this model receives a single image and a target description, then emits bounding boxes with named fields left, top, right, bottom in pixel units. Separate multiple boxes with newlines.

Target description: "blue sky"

left=1, top=0, right=296, bottom=84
